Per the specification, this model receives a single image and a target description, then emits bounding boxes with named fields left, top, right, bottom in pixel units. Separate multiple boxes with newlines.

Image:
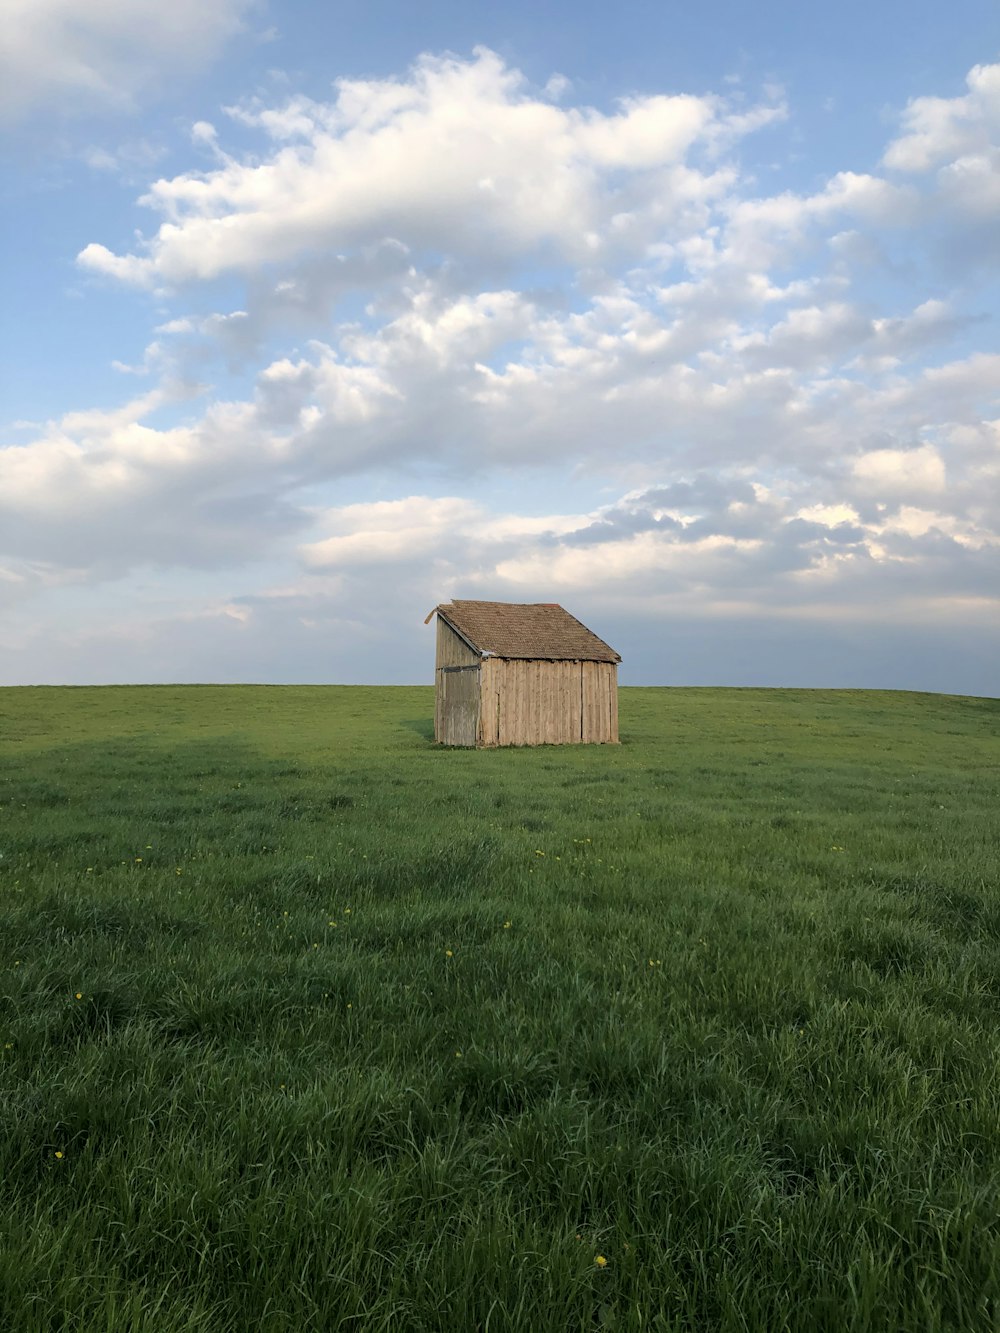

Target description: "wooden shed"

left=425, top=599, right=621, bottom=747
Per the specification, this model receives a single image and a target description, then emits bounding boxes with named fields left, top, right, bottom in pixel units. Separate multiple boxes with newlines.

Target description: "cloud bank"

left=3, top=49, right=999, bottom=690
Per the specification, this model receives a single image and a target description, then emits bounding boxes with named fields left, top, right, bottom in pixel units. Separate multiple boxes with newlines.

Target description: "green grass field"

left=1, top=684, right=998, bottom=1331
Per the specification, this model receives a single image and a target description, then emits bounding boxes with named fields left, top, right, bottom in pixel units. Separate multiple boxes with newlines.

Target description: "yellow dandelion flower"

left=595, top=1255, right=607, bottom=1267
left=347, top=1002, right=353, bottom=1009
left=54, top=1151, right=64, bottom=1160
left=445, top=949, right=453, bottom=957
left=134, top=858, right=142, bottom=863
left=503, top=921, right=512, bottom=929
left=454, top=1050, right=462, bottom=1058
left=344, top=908, right=351, bottom=915
left=74, top=992, right=82, bottom=1000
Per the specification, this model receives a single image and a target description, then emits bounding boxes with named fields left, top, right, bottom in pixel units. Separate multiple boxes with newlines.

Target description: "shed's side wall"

left=435, top=619, right=481, bottom=746
left=479, top=658, right=615, bottom=746
left=581, top=661, right=618, bottom=744
left=479, top=657, right=501, bottom=747
left=609, top=664, right=619, bottom=743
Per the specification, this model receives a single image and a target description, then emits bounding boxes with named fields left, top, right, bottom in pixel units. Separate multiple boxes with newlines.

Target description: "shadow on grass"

left=400, top=717, right=435, bottom=742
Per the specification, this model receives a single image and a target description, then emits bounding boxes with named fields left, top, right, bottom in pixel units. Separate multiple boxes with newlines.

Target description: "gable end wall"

left=434, top=618, right=482, bottom=745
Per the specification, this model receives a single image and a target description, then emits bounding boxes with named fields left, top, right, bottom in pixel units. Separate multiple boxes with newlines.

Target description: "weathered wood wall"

left=434, top=619, right=482, bottom=745
left=581, top=660, right=618, bottom=744
left=436, top=664, right=480, bottom=746
left=436, top=619, right=480, bottom=669
left=478, top=659, right=618, bottom=746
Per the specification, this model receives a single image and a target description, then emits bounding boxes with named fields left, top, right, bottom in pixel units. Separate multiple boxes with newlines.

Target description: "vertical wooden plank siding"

left=584, top=661, right=600, bottom=746
left=437, top=664, right=480, bottom=745
left=530, top=661, right=544, bottom=745
left=519, top=662, right=531, bottom=746
left=547, top=661, right=581, bottom=744
left=506, top=659, right=527, bottom=747
left=549, top=666, right=565, bottom=751
left=514, top=660, right=526, bottom=747
left=435, top=618, right=482, bottom=744
left=462, top=654, right=618, bottom=747
left=542, top=662, right=565, bottom=745
left=478, top=658, right=500, bottom=746
left=594, top=665, right=605, bottom=741
left=578, top=660, right=619, bottom=744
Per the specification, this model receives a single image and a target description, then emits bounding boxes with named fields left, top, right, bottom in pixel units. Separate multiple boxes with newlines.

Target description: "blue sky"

left=2, top=0, right=998, bottom=692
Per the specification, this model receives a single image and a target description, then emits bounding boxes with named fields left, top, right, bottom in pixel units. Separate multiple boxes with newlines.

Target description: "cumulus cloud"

left=0, top=385, right=307, bottom=576
left=0, top=0, right=256, bottom=124
left=76, top=48, right=783, bottom=289
left=880, top=61, right=1000, bottom=274
left=883, top=62, right=1000, bottom=173
left=5, top=272, right=997, bottom=595
left=5, top=50, right=1000, bottom=688
left=296, top=471, right=999, bottom=626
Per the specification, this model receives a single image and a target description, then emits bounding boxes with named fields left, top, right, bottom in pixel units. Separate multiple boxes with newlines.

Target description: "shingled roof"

left=429, top=600, right=620, bottom=663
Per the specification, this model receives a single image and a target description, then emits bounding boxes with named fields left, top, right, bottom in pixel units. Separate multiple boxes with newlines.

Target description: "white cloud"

left=300, top=495, right=586, bottom=570
left=77, top=48, right=783, bottom=288
left=301, top=497, right=485, bottom=567
left=0, top=0, right=256, bottom=124
left=852, top=445, right=947, bottom=498
left=883, top=62, right=1000, bottom=172
left=7, top=50, right=1000, bottom=689
left=76, top=243, right=160, bottom=289
left=293, top=469, right=999, bottom=626
left=716, top=172, right=919, bottom=273
left=881, top=61, right=1000, bottom=246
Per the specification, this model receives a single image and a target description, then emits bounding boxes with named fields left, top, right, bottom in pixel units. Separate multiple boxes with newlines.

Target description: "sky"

left=1, top=0, right=998, bottom=693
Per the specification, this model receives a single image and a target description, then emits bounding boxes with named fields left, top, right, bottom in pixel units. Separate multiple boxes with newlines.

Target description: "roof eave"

left=491, top=653, right=621, bottom=664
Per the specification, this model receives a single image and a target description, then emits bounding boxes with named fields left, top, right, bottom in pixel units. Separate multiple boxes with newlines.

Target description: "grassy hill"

left=1, top=685, right=998, bottom=1331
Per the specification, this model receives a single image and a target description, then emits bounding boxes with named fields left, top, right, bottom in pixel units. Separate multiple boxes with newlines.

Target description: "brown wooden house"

left=425, top=599, right=620, bottom=747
